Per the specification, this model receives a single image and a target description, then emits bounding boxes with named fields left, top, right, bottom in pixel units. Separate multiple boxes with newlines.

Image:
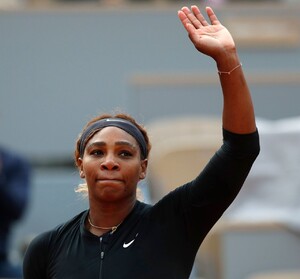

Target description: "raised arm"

left=178, top=6, right=256, bottom=134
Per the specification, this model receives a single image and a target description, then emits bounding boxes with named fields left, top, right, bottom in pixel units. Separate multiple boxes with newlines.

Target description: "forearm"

left=216, top=51, right=256, bottom=134
left=177, top=5, right=256, bottom=134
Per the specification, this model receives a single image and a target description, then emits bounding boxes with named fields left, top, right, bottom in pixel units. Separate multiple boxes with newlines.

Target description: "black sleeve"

left=184, top=128, right=260, bottom=241
left=23, top=231, right=51, bottom=279
left=150, top=129, right=259, bottom=247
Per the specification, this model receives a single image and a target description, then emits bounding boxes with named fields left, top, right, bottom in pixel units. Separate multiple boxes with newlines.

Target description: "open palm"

left=178, top=6, right=236, bottom=61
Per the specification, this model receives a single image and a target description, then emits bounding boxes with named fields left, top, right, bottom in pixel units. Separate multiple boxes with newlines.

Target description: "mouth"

left=97, top=178, right=123, bottom=183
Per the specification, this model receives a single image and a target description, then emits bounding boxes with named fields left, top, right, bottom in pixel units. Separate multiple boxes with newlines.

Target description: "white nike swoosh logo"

left=123, top=233, right=139, bottom=248
left=123, top=239, right=135, bottom=248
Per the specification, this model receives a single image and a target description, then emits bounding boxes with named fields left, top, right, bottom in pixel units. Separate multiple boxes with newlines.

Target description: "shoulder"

left=23, top=229, right=53, bottom=277
left=149, top=185, right=187, bottom=216
left=55, top=210, right=87, bottom=235
left=23, top=211, right=87, bottom=278
left=132, top=200, right=152, bottom=217
left=27, top=211, right=87, bottom=253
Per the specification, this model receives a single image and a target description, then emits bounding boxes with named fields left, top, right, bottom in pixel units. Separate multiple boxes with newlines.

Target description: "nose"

left=100, top=155, right=120, bottom=171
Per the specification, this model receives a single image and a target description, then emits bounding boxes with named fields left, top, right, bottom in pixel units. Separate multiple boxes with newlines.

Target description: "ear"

left=139, top=159, right=148, bottom=180
left=77, top=157, right=85, bottom=178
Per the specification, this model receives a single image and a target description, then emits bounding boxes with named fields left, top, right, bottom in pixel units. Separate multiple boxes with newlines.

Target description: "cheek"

left=127, top=168, right=144, bottom=183
left=83, top=161, right=98, bottom=178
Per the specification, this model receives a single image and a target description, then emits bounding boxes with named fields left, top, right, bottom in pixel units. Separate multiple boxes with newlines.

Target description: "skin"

left=77, top=127, right=147, bottom=236
left=77, top=5, right=256, bottom=236
left=178, top=6, right=256, bottom=134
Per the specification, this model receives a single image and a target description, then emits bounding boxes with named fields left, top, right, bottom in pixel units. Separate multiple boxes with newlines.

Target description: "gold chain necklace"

left=88, top=216, right=122, bottom=233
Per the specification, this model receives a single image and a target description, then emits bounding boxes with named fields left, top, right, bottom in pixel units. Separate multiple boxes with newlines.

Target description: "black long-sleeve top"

left=23, top=129, right=260, bottom=279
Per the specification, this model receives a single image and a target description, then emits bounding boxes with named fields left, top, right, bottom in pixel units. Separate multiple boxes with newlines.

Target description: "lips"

left=97, top=178, right=123, bottom=183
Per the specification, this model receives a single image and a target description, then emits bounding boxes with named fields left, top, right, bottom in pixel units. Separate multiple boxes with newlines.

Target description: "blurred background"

left=0, top=0, right=300, bottom=278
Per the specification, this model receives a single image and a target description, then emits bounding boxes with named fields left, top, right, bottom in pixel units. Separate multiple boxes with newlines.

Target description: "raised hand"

left=178, top=6, right=236, bottom=62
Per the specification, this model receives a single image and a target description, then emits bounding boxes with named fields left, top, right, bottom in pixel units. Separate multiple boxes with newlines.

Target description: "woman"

left=23, top=5, right=260, bottom=279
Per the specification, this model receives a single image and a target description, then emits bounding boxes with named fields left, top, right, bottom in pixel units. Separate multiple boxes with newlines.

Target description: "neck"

left=88, top=198, right=136, bottom=231
left=88, top=215, right=122, bottom=233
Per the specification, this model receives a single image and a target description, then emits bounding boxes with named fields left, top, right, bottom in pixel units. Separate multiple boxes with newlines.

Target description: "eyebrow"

left=86, top=140, right=137, bottom=150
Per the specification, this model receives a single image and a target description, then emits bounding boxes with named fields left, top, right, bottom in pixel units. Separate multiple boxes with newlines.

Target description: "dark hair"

left=74, top=113, right=151, bottom=167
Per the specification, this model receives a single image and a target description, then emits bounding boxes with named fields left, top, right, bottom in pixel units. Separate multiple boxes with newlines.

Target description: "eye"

left=119, top=150, right=133, bottom=158
left=90, top=149, right=104, bottom=156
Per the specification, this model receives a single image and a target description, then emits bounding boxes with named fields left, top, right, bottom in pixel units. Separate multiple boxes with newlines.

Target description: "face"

left=77, top=126, right=148, bottom=204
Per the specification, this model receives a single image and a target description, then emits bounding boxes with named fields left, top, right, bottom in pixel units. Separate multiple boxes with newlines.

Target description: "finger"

left=206, top=6, right=220, bottom=25
left=178, top=10, right=196, bottom=33
left=181, top=6, right=202, bottom=29
left=191, top=5, right=209, bottom=26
